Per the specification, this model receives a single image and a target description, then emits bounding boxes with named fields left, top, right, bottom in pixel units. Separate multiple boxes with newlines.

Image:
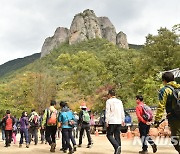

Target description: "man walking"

left=42, top=100, right=58, bottom=152
left=58, top=101, right=76, bottom=154
left=28, top=109, right=39, bottom=145
left=105, top=89, right=125, bottom=154
left=0, top=110, right=15, bottom=147
left=135, top=95, right=157, bottom=154
left=155, top=72, right=180, bottom=154
left=78, top=102, right=92, bottom=148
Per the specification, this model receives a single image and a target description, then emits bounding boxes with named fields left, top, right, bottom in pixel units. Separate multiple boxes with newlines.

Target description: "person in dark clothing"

left=0, top=115, right=6, bottom=141
left=78, top=103, right=92, bottom=148
left=19, top=111, right=29, bottom=148
left=0, top=110, right=15, bottom=147
left=136, top=95, right=157, bottom=154
left=39, top=110, right=45, bottom=144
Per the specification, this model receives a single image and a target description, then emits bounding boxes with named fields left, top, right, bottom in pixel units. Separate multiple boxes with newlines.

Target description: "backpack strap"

left=165, top=85, right=174, bottom=91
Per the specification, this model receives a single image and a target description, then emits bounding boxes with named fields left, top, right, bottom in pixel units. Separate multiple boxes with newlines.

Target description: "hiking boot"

left=50, top=143, right=56, bottom=152
left=26, top=143, right=29, bottom=148
left=60, top=148, right=64, bottom=151
left=139, top=150, right=148, bottom=154
left=78, top=144, right=82, bottom=147
left=68, top=150, right=74, bottom=154
left=152, top=144, right=157, bottom=153
left=73, top=145, right=77, bottom=151
left=86, top=144, right=92, bottom=148
left=19, top=144, right=22, bottom=148
left=116, top=146, right=121, bottom=154
left=63, top=149, right=67, bottom=153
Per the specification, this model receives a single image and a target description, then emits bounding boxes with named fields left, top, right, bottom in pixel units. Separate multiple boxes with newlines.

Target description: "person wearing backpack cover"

left=28, top=109, right=39, bottom=145
left=0, top=110, right=15, bottom=147
left=135, top=95, right=157, bottom=154
left=78, top=102, right=92, bottom=148
left=154, top=72, right=180, bottom=154
left=42, top=100, right=58, bottom=152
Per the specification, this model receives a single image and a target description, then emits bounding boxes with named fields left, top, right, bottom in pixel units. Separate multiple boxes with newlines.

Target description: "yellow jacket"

left=155, top=81, right=180, bottom=122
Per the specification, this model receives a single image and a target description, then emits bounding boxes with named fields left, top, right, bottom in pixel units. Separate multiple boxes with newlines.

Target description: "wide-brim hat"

left=80, top=105, right=87, bottom=109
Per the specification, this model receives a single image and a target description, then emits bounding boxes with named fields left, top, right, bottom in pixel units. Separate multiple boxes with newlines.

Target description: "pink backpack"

left=141, top=104, right=153, bottom=122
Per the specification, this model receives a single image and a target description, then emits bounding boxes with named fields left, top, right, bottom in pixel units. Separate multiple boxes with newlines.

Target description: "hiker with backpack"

left=154, top=72, right=180, bottom=154
left=28, top=109, right=39, bottom=145
left=19, top=111, right=30, bottom=148
left=58, top=101, right=77, bottom=154
left=78, top=102, right=92, bottom=148
left=0, top=110, right=15, bottom=147
left=105, top=89, right=125, bottom=154
left=135, top=95, right=157, bottom=154
left=42, top=100, right=58, bottom=152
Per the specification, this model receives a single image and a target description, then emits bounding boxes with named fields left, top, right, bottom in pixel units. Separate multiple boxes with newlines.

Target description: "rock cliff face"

left=41, top=9, right=128, bottom=57
left=41, top=27, right=69, bottom=57
left=69, top=10, right=102, bottom=45
left=116, top=31, right=129, bottom=49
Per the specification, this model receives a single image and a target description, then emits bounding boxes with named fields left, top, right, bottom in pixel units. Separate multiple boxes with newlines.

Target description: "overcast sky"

left=0, top=0, right=179, bottom=65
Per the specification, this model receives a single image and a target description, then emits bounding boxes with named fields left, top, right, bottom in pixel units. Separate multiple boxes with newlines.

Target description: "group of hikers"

left=105, top=71, right=180, bottom=154
left=0, top=100, right=94, bottom=154
left=0, top=71, right=179, bottom=154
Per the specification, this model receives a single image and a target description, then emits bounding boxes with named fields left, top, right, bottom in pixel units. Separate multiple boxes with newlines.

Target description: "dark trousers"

left=62, top=128, right=76, bottom=149
left=62, top=128, right=73, bottom=151
left=106, top=124, right=121, bottom=153
left=29, top=127, right=38, bottom=145
left=5, top=130, right=12, bottom=146
left=79, top=123, right=92, bottom=145
left=20, top=128, right=29, bottom=144
left=1, top=129, right=5, bottom=140
left=40, top=128, right=45, bottom=142
left=169, top=120, right=180, bottom=153
left=139, top=122, right=155, bottom=151
left=45, top=126, right=57, bottom=145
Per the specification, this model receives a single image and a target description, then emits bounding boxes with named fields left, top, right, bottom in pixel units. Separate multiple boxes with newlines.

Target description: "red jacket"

left=2, top=114, right=14, bottom=130
left=136, top=101, right=146, bottom=124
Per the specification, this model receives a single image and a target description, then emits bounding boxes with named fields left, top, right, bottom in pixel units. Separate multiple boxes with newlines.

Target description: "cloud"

left=0, top=0, right=179, bottom=65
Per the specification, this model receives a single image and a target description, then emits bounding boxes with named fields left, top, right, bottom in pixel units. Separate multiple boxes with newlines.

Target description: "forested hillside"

left=0, top=53, right=40, bottom=77
left=0, top=26, right=179, bottom=117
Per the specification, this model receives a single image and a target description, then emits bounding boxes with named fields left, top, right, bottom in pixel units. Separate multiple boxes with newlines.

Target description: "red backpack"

left=5, top=115, right=14, bottom=130
left=47, top=109, right=57, bottom=125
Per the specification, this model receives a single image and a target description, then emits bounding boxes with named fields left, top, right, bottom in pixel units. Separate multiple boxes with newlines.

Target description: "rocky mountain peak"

left=41, top=9, right=129, bottom=57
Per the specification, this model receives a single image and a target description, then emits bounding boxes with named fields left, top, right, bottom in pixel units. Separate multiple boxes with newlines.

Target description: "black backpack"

left=166, top=85, right=180, bottom=119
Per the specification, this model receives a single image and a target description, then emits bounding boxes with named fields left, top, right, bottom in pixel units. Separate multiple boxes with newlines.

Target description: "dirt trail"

left=0, top=134, right=177, bottom=154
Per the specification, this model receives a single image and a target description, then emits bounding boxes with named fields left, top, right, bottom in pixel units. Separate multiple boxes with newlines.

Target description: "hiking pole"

left=152, top=119, right=165, bottom=128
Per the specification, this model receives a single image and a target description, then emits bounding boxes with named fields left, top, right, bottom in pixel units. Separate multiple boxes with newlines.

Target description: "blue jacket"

left=58, top=107, right=75, bottom=128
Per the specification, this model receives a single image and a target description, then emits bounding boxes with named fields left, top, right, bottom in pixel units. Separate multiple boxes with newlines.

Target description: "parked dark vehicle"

left=91, top=110, right=133, bottom=134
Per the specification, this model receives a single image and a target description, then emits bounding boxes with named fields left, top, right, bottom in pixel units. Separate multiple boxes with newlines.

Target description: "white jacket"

left=105, top=97, right=125, bottom=124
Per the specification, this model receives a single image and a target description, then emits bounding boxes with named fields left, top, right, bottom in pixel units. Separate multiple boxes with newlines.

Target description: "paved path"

left=0, top=134, right=178, bottom=154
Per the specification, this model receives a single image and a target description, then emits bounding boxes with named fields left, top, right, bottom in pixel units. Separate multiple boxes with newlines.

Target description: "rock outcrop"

left=41, top=27, right=69, bottom=57
left=69, top=10, right=102, bottom=45
left=116, top=31, right=129, bottom=49
left=41, top=9, right=129, bottom=57
left=98, top=17, right=116, bottom=44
